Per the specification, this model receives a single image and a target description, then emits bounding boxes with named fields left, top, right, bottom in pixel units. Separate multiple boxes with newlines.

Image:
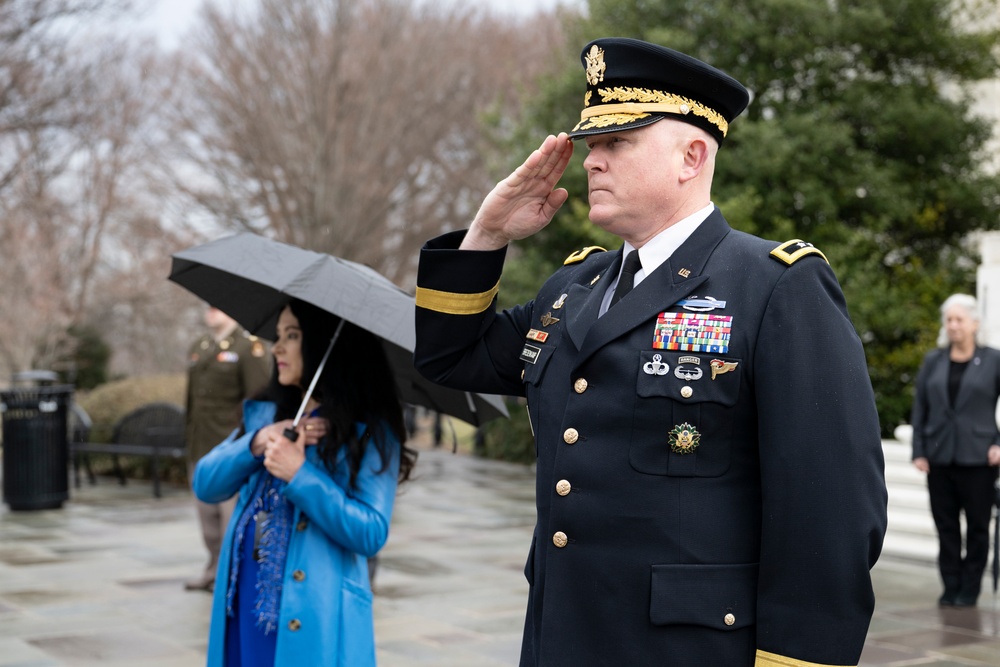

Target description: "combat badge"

left=540, top=312, right=560, bottom=327
left=676, top=296, right=726, bottom=312
left=669, top=423, right=701, bottom=455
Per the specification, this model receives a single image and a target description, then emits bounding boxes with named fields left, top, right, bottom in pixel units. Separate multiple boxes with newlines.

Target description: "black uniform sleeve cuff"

left=416, top=231, right=508, bottom=315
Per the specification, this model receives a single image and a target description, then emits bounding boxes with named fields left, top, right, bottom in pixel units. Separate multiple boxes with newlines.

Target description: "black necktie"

left=610, top=251, right=642, bottom=308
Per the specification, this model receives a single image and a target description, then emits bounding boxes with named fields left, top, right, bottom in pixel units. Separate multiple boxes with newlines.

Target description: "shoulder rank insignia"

left=564, top=246, right=607, bottom=265
left=769, top=239, right=829, bottom=266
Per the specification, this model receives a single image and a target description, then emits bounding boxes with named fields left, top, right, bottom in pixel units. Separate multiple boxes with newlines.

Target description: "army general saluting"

left=414, top=38, right=887, bottom=667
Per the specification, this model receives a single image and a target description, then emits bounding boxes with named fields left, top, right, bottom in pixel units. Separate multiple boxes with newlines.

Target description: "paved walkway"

left=1, top=443, right=998, bottom=666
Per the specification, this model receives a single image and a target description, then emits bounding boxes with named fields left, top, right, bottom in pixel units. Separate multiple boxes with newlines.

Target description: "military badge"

left=710, top=359, right=738, bottom=380
left=674, top=363, right=703, bottom=381
left=552, top=293, right=568, bottom=310
left=540, top=312, right=560, bottom=327
left=216, top=351, right=239, bottom=363
left=676, top=296, right=726, bottom=312
left=669, top=423, right=701, bottom=455
left=642, top=353, right=669, bottom=376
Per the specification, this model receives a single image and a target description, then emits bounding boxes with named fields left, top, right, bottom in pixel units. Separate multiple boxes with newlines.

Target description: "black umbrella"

left=168, top=233, right=508, bottom=427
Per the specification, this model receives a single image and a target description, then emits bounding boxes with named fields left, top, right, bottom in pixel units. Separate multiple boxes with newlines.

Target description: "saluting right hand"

left=461, top=133, right=574, bottom=251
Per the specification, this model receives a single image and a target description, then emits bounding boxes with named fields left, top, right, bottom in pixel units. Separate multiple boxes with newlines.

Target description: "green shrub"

left=75, top=374, right=187, bottom=484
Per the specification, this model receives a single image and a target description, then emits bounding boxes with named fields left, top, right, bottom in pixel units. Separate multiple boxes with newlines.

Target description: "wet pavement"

left=1, top=441, right=998, bottom=666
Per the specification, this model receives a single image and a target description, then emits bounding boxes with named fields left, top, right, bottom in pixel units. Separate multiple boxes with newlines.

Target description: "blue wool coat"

left=193, top=400, right=400, bottom=667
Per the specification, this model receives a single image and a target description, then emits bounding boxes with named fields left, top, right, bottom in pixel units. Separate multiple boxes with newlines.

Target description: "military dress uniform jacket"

left=185, top=330, right=271, bottom=466
left=911, top=346, right=1000, bottom=466
left=414, top=210, right=887, bottom=667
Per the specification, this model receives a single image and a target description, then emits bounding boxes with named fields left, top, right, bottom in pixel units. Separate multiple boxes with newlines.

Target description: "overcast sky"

left=140, top=0, right=583, bottom=50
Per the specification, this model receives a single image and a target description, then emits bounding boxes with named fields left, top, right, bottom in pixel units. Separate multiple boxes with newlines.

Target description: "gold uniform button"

left=555, top=479, right=571, bottom=496
left=292, top=569, right=306, bottom=582
left=297, top=519, right=308, bottom=531
left=552, top=531, right=568, bottom=548
left=724, top=613, right=735, bottom=626
left=288, top=619, right=302, bottom=631
left=680, top=386, right=693, bottom=399
left=573, top=378, right=588, bottom=393
left=563, top=428, right=579, bottom=444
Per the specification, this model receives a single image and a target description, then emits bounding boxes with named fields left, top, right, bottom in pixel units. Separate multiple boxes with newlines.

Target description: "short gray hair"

left=937, top=293, right=980, bottom=347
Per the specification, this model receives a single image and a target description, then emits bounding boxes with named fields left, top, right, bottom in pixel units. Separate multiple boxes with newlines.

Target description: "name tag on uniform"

left=520, top=344, right=541, bottom=364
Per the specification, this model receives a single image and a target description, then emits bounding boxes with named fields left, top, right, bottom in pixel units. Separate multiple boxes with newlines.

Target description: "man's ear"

left=679, top=137, right=710, bottom=183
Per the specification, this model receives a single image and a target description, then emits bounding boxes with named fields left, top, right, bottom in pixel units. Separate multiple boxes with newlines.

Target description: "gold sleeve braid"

left=414, top=280, right=501, bottom=315
left=756, top=649, right=852, bottom=667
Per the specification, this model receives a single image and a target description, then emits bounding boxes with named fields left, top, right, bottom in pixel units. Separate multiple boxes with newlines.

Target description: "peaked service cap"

left=568, top=37, right=750, bottom=144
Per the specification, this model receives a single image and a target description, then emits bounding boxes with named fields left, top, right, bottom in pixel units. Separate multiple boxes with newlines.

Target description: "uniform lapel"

left=565, top=254, right=618, bottom=350
left=573, top=210, right=732, bottom=368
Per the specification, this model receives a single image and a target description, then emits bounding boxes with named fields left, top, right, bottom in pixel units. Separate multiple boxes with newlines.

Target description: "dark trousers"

left=927, top=465, right=998, bottom=596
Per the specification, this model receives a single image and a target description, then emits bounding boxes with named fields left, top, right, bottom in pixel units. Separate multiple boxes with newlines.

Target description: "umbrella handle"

left=289, top=320, right=346, bottom=434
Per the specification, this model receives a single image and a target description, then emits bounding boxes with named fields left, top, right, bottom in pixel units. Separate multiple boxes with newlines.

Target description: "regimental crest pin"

left=669, top=423, right=701, bottom=455
left=552, top=293, right=568, bottom=310
left=540, top=312, right=560, bottom=327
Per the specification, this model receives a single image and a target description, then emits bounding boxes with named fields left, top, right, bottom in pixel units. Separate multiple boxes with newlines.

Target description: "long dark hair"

left=257, top=299, right=416, bottom=487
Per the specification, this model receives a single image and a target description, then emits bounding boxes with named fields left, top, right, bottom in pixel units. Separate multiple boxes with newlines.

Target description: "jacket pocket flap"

left=650, top=563, right=758, bottom=630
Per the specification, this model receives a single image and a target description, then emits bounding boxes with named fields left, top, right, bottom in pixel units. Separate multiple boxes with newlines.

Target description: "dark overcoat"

left=414, top=209, right=887, bottom=667
left=911, top=346, right=1000, bottom=465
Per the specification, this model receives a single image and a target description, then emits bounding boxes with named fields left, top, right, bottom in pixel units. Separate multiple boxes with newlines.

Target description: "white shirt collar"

left=600, top=203, right=715, bottom=315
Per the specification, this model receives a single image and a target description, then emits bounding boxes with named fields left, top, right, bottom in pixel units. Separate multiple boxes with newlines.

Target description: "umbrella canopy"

left=168, top=233, right=507, bottom=426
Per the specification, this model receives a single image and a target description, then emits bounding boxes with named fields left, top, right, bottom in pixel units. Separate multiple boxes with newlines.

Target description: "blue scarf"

left=226, top=472, right=294, bottom=635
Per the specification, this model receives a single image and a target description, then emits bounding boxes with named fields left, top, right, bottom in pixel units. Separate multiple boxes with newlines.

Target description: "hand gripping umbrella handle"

left=284, top=319, right=345, bottom=442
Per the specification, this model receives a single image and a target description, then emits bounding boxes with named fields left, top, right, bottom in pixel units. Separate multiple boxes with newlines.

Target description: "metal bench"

left=70, top=402, right=185, bottom=498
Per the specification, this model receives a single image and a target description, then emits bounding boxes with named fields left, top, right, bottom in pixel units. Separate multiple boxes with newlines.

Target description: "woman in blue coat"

left=194, top=299, right=417, bottom=666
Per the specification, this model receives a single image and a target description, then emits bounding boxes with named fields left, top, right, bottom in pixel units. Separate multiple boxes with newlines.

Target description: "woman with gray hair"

left=911, top=293, right=1000, bottom=607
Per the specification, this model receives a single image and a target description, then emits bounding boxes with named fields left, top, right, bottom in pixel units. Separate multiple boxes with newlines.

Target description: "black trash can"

left=1, top=383, right=73, bottom=510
